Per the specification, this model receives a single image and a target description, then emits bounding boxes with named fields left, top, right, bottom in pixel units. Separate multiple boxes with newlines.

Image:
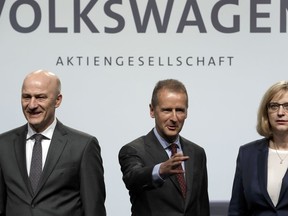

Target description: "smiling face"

left=150, top=88, right=188, bottom=143
left=268, top=91, right=288, bottom=136
left=21, top=71, right=62, bottom=133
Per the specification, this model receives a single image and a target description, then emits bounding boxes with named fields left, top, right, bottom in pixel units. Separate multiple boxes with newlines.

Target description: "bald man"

left=0, top=70, right=106, bottom=216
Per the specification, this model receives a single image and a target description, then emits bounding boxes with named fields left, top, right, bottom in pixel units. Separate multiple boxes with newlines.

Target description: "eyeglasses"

left=267, top=102, right=288, bottom=112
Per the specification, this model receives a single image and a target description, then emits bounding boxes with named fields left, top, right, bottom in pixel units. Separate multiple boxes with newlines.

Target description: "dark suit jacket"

left=0, top=121, right=106, bottom=216
left=118, top=130, right=209, bottom=216
left=228, top=138, right=288, bottom=215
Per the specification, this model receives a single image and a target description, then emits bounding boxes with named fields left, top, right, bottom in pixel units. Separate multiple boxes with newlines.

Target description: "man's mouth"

left=28, top=111, right=42, bottom=117
left=167, top=125, right=177, bottom=130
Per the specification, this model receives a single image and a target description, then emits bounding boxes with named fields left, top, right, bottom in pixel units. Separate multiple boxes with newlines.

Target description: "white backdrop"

left=1, top=0, right=287, bottom=215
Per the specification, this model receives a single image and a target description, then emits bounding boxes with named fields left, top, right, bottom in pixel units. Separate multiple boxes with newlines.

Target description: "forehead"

left=22, top=75, right=55, bottom=94
left=157, top=89, right=187, bottom=105
left=271, top=91, right=288, bottom=101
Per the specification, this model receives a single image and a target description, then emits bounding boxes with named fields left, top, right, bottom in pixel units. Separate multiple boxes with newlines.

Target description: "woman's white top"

left=267, top=148, right=288, bottom=206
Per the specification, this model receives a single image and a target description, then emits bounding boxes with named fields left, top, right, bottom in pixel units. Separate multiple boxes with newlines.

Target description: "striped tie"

left=170, top=143, right=186, bottom=198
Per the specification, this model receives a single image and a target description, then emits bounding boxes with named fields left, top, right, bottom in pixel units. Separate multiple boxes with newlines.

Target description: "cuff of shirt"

left=152, top=163, right=165, bottom=186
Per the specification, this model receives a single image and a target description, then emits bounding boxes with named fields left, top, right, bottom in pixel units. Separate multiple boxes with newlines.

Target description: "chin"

left=165, top=133, right=178, bottom=139
left=27, top=119, right=42, bottom=127
left=167, top=130, right=179, bottom=135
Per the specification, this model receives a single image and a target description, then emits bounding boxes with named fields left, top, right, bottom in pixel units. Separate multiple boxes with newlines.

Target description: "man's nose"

left=170, top=110, right=177, bottom=121
left=28, top=97, right=38, bottom=109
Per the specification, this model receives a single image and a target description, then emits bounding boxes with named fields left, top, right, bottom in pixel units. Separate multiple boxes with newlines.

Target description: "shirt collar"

left=26, top=118, right=57, bottom=140
left=153, top=127, right=180, bottom=149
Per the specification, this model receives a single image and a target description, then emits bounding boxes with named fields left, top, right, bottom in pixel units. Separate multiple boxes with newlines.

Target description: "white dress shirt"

left=26, top=119, right=57, bottom=175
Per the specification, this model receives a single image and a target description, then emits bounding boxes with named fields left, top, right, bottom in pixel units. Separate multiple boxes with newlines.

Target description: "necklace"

left=273, top=141, right=288, bottom=164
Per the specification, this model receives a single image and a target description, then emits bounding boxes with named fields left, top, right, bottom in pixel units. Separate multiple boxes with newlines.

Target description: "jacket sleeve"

left=0, top=167, right=6, bottom=216
left=228, top=147, right=249, bottom=216
left=199, top=151, right=210, bottom=216
left=80, top=137, right=106, bottom=216
left=118, top=144, right=157, bottom=192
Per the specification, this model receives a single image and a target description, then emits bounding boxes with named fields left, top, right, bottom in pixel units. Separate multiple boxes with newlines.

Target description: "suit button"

left=31, top=204, right=35, bottom=208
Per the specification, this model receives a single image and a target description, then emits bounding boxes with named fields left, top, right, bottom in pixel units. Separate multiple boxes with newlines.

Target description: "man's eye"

left=22, top=95, right=31, bottom=100
left=35, top=96, right=47, bottom=101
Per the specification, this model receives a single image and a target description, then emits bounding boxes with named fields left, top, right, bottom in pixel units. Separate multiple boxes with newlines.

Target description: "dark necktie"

left=29, top=133, right=43, bottom=193
left=170, top=143, right=186, bottom=198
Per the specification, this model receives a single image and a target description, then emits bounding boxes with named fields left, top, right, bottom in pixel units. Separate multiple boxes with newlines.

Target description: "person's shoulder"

left=56, top=121, right=95, bottom=140
left=122, top=129, right=154, bottom=148
left=240, top=137, right=268, bottom=151
left=118, top=136, right=145, bottom=157
left=0, top=125, right=26, bottom=139
left=123, top=135, right=146, bottom=149
left=180, top=136, right=205, bottom=151
left=119, top=130, right=156, bottom=155
left=0, top=125, right=27, bottom=150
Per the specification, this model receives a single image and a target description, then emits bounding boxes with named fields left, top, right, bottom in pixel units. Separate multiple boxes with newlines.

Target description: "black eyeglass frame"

left=267, top=102, right=288, bottom=112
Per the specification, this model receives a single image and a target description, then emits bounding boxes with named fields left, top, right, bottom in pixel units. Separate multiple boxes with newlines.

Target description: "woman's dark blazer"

left=228, top=138, right=288, bottom=216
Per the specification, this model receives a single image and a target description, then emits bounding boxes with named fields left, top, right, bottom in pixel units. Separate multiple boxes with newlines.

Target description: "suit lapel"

left=144, top=130, right=169, bottom=164
left=34, top=122, right=68, bottom=195
left=144, top=131, right=181, bottom=190
left=257, top=141, right=274, bottom=208
left=278, top=170, right=288, bottom=207
left=144, top=131, right=189, bottom=198
left=181, top=138, right=194, bottom=203
left=257, top=139, right=288, bottom=208
left=13, top=125, right=33, bottom=195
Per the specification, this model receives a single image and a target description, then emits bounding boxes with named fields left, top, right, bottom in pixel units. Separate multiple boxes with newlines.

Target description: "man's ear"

left=55, top=94, right=62, bottom=108
left=149, top=104, right=155, bottom=118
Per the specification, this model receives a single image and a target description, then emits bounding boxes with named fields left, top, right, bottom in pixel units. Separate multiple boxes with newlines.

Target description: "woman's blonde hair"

left=257, top=81, right=288, bottom=138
